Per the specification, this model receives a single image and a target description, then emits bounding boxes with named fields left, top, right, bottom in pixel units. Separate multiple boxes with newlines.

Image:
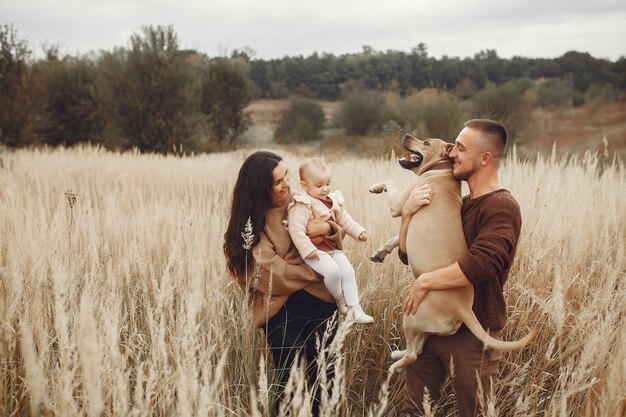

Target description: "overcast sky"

left=3, top=0, right=625, bottom=61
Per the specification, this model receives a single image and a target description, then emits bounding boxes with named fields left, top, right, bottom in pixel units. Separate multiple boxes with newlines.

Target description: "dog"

left=369, top=134, right=536, bottom=373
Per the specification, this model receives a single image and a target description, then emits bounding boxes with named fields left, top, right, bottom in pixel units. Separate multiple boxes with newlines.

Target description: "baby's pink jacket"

left=287, top=190, right=367, bottom=259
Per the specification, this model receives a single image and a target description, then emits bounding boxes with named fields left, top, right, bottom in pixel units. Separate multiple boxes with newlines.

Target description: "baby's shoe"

left=335, top=296, right=348, bottom=315
left=347, top=305, right=374, bottom=324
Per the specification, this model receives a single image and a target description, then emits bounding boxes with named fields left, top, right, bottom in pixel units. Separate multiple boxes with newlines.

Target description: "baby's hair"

left=299, top=157, right=329, bottom=182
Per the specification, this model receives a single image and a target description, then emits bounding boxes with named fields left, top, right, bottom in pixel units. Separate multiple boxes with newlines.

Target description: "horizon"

left=3, top=0, right=625, bottom=62
left=5, top=23, right=623, bottom=63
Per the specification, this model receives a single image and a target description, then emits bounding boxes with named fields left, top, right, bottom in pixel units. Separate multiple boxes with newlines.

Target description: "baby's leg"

left=329, top=252, right=358, bottom=306
left=305, top=251, right=342, bottom=300
left=331, top=251, right=374, bottom=324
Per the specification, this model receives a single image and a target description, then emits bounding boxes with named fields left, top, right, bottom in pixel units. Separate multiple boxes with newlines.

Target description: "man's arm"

left=403, top=262, right=471, bottom=314
left=404, top=193, right=522, bottom=315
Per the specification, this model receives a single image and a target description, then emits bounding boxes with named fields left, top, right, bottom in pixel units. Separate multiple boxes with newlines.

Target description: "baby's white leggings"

left=305, top=250, right=359, bottom=306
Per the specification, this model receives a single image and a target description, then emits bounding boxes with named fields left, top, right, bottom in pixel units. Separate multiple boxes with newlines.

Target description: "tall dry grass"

left=0, top=145, right=624, bottom=416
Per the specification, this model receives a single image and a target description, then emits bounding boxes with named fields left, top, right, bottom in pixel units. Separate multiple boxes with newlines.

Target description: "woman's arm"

left=305, top=206, right=331, bottom=236
left=247, top=232, right=320, bottom=297
left=288, top=203, right=318, bottom=259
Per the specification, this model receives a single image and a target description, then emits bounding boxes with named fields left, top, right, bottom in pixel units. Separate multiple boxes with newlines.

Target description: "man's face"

left=449, top=127, right=483, bottom=181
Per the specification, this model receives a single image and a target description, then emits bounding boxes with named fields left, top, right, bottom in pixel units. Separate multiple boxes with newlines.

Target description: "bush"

left=97, top=25, right=202, bottom=153
left=388, top=89, right=463, bottom=140
left=201, top=58, right=252, bottom=145
left=470, top=82, right=532, bottom=140
left=585, top=82, right=619, bottom=108
left=535, top=77, right=575, bottom=108
left=336, top=90, right=388, bottom=135
left=274, top=97, right=325, bottom=143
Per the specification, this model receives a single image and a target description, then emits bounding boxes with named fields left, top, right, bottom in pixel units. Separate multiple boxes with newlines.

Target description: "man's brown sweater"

left=399, top=188, right=521, bottom=331
left=457, top=189, right=522, bottom=331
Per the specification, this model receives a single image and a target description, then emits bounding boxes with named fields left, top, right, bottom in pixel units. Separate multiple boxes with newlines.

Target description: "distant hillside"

left=242, top=98, right=626, bottom=158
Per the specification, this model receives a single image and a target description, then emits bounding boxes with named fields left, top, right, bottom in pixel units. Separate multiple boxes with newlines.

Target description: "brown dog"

left=369, top=134, right=536, bottom=373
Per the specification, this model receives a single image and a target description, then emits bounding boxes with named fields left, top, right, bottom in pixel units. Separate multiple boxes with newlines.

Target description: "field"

left=1, top=146, right=625, bottom=416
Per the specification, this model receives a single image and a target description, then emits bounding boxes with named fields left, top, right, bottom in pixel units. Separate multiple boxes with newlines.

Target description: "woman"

left=224, top=150, right=343, bottom=415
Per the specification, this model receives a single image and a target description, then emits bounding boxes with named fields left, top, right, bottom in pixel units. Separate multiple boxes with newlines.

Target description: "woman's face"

left=271, top=161, right=291, bottom=205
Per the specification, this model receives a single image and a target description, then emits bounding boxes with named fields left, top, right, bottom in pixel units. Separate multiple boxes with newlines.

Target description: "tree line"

left=1, top=24, right=623, bottom=152
left=247, top=45, right=624, bottom=100
left=1, top=24, right=251, bottom=152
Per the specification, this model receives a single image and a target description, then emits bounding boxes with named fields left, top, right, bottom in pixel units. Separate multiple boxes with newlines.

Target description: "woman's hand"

left=402, top=183, right=432, bottom=218
left=306, top=207, right=331, bottom=237
left=306, top=250, right=320, bottom=260
left=358, top=231, right=368, bottom=242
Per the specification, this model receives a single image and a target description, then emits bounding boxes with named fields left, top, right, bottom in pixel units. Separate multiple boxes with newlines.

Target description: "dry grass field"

left=1, top=145, right=625, bottom=416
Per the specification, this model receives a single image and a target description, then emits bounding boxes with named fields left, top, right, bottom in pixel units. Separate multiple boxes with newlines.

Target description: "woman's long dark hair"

left=224, top=151, right=283, bottom=276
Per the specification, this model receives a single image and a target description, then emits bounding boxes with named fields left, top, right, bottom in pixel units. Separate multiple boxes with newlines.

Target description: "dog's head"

left=398, top=134, right=454, bottom=174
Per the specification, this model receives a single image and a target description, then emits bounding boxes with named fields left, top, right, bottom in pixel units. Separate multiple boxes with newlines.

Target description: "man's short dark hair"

left=464, top=119, right=508, bottom=158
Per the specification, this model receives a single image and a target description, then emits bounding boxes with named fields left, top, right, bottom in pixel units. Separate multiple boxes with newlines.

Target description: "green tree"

left=409, top=43, right=432, bottom=90
left=97, top=25, right=202, bottom=153
left=432, top=56, right=465, bottom=91
left=475, top=49, right=504, bottom=85
left=249, top=60, right=270, bottom=97
left=274, top=97, right=325, bottom=143
left=0, top=24, right=37, bottom=147
left=36, top=49, right=103, bottom=146
left=614, top=57, right=626, bottom=90
left=502, top=57, right=528, bottom=80
left=201, top=57, right=252, bottom=145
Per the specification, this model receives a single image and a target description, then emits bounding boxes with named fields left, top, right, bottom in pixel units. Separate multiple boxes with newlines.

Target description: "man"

left=398, top=119, right=522, bottom=417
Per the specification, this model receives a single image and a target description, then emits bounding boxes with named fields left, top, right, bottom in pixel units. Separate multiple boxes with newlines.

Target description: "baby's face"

left=301, top=167, right=331, bottom=200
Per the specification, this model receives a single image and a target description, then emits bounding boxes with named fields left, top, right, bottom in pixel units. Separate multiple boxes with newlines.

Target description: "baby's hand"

left=359, top=231, right=368, bottom=242
left=306, top=251, right=319, bottom=260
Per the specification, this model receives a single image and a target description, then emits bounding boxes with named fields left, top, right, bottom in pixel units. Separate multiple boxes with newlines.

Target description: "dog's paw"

left=370, top=251, right=387, bottom=263
left=368, top=183, right=386, bottom=194
left=390, top=349, right=405, bottom=360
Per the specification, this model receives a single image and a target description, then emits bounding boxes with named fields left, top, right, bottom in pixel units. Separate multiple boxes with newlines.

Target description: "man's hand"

left=403, top=277, right=429, bottom=315
left=402, top=183, right=432, bottom=218
left=402, top=264, right=471, bottom=315
left=306, top=207, right=331, bottom=237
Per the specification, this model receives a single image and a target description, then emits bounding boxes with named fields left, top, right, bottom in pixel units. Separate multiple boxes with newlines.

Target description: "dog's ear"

left=444, top=143, right=454, bottom=157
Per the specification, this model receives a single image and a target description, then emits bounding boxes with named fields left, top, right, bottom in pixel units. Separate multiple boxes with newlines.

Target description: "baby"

left=287, top=158, right=373, bottom=324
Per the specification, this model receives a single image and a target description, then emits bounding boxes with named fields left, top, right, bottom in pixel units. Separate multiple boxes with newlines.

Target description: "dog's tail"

left=458, top=308, right=537, bottom=350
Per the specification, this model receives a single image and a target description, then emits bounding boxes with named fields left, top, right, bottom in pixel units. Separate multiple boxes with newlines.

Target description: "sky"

left=2, top=0, right=625, bottom=61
